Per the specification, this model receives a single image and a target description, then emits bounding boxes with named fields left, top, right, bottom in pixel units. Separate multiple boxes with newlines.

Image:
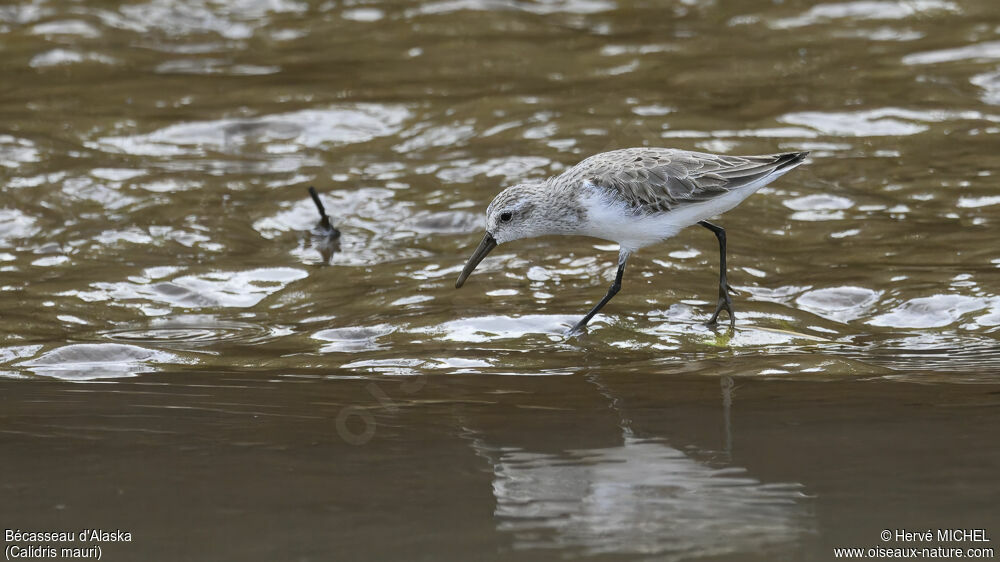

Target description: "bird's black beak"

left=455, top=232, right=497, bottom=288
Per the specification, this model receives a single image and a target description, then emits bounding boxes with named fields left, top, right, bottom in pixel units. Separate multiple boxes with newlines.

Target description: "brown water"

left=2, top=0, right=1000, bottom=560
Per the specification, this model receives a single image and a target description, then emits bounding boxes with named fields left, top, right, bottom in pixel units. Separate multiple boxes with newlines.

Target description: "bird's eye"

left=499, top=211, right=513, bottom=223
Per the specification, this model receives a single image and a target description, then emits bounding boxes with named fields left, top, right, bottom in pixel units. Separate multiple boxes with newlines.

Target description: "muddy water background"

left=2, top=0, right=1000, bottom=560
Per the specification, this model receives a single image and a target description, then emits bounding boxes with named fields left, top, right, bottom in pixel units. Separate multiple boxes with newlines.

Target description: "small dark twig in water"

left=307, top=186, right=341, bottom=263
left=308, top=186, right=335, bottom=233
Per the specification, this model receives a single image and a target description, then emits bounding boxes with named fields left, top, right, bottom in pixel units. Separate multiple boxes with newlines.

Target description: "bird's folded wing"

left=585, top=150, right=797, bottom=213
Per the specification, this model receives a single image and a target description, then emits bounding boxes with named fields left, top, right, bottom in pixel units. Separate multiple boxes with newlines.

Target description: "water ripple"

left=406, top=0, right=614, bottom=17
left=17, top=343, right=189, bottom=381
left=868, top=294, right=994, bottom=328
left=313, top=325, right=396, bottom=353
left=903, top=40, right=1000, bottom=65
left=109, top=0, right=308, bottom=41
left=103, top=315, right=273, bottom=349
left=772, top=0, right=958, bottom=28
left=72, top=268, right=308, bottom=313
left=91, top=104, right=411, bottom=157
left=796, top=287, right=882, bottom=323
left=427, top=315, right=578, bottom=343
left=0, top=209, right=40, bottom=246
left=780, top=109, right=929, bottom=137
left=0, top=135, right=41, bottom=168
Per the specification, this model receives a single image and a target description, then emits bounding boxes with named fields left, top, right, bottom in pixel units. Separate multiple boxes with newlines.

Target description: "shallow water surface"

left=2, top=0, right=1000, bottom=560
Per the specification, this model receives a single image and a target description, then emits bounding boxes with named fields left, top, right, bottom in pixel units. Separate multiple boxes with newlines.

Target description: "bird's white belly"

left=580, top=185, right=761, bottom=252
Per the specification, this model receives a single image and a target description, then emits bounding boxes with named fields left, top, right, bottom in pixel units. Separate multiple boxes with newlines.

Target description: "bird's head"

left=455, top=180, right=581, bottom=288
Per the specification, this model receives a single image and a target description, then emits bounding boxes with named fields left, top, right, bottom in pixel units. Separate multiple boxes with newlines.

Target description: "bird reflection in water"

left=463, top=375, right=813, bottom=559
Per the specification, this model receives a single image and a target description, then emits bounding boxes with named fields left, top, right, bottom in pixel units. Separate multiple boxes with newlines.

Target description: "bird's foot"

left=565, top=321, right=589, bottom=337
left=706, top=284, right=735, bottom=329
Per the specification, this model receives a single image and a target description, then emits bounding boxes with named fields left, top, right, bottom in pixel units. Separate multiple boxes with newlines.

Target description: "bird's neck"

left=531, top=184, right=587, bottom=236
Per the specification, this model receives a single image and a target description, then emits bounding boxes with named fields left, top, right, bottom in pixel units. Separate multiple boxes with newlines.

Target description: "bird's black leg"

left=568, top=252, right=629, bottom=335
left=698, top=220, right=735, bottom=328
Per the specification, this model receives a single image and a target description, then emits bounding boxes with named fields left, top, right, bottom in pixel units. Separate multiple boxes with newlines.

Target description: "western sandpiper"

left=455, top=148, right=809, bottom=334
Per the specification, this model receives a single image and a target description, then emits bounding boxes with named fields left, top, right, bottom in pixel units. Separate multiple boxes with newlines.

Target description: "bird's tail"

left=773, top=151, right=810, bottom=172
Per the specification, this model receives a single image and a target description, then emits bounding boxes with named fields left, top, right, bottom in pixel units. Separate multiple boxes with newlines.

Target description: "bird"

left=454, top=147, right=809, bottom=334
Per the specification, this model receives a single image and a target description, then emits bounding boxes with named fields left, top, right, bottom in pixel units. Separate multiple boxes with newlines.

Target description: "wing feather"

left=561, top=148, right=807, bottom=213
